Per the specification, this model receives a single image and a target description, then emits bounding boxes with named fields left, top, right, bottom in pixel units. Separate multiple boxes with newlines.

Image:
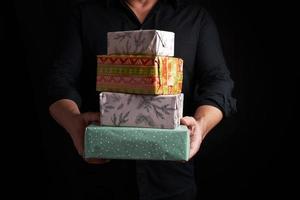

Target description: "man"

left=47, top=0, right=236, bottom=199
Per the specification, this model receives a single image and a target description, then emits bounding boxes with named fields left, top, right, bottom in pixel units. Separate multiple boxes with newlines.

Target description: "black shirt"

left=47, top=0, right=236, bottom=199
left=48, top=0, right=236, bottom=116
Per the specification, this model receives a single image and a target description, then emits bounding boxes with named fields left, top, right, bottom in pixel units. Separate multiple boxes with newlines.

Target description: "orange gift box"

left=96, top=55, right=183, bottom=95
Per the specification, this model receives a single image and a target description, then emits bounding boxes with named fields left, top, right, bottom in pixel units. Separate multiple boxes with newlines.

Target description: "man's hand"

left=66, top=112, right=98, bottom=156
left=180, top=117, right=203, bottom=159
left=180, top=105, right=223, bottom=160
left=67, top=112, right=110, bottom=164
left=49, top=99, right=109, bottom=164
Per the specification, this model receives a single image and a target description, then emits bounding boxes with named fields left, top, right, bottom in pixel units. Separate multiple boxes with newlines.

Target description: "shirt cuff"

left=193, top=95, right=237, bottom=117
left=47, top=89, right=82, bottom=109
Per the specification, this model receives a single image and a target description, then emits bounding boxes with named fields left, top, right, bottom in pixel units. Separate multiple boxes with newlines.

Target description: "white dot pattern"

left=84, top=125, right=189, bottom=161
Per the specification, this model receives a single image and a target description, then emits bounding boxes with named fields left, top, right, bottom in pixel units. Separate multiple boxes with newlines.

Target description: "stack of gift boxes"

left=84, top=30, right=190, bottom=161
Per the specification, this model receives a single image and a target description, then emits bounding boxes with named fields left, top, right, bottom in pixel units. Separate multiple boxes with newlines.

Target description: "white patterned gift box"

left=99, top=92, right=183, bottom=129
left=107, top=30, right=175, bottom=56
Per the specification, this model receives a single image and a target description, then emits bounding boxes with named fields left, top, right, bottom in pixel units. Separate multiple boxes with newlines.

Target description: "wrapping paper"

left=96, top=55, right=183, bottom=95
left=99, top=92, right=183, bottom=129
left=107, top=30, right=174, bottom=56
left=84, top=124, right=190, bottom=161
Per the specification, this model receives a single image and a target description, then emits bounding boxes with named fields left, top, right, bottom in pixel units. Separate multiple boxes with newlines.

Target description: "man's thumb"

left=180, top=116, right=194, bottom=126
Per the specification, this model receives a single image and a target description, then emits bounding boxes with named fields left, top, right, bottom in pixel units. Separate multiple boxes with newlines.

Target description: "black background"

left=3, top=0, right=296, bottom=199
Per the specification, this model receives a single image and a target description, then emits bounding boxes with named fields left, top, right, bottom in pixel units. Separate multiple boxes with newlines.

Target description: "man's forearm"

left=194, top=105, right=223, bottom=138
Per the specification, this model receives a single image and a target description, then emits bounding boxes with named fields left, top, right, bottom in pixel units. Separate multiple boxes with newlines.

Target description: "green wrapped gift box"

left=84, top=124, right=190, bottom=161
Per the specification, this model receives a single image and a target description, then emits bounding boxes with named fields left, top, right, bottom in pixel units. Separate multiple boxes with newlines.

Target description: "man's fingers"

left=83, top=112, right=100, bottom=124
left=85, top=158, right=110, bottom=164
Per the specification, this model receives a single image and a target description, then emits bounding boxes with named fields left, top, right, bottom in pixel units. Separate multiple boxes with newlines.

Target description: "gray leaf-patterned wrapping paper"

left=99, top=92, right=184, bottom=129
left=107, top=30, right=175, bottom=56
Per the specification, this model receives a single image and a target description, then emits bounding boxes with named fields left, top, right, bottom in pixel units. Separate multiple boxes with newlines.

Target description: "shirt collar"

left=106, top=0, right=181, bottom=8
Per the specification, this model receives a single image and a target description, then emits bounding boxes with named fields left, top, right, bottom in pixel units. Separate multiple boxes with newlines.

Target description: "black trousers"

left=46, top=159, right=197, bottom=200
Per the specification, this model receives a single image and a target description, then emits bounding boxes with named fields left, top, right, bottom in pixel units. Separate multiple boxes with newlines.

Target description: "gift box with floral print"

left=99, top=92, right=183, bottom=129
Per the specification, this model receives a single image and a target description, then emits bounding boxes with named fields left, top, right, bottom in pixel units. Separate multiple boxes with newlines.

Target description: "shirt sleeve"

left=46, top=6, right=83, bottom=108
left=193, top=8, right=237, bottom=116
